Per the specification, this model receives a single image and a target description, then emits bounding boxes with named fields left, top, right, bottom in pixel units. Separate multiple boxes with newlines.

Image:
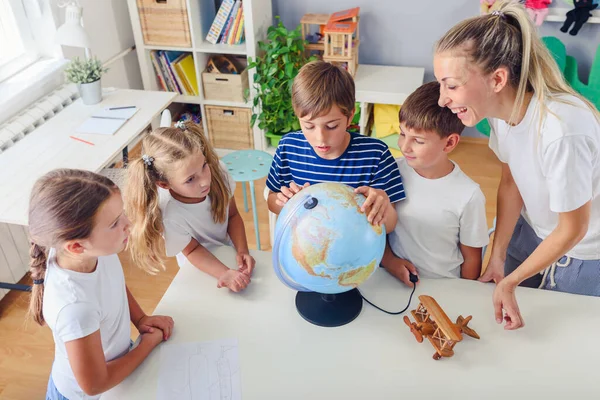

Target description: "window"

left=0, top=0, right=44, bottom=82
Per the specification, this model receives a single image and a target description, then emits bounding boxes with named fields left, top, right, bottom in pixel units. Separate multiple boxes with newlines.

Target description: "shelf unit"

left=127, top=0, right=273, bottom=151
left=545, top=8, right=600, bottom=24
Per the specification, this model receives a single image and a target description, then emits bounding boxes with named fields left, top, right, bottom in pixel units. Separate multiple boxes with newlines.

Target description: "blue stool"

left=221, top=150, right=273, bottom=250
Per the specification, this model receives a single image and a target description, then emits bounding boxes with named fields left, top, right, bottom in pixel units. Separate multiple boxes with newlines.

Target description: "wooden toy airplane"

left=403, top=295, right=480, bottom=360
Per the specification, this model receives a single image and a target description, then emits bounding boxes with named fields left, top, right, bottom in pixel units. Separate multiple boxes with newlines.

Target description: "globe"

left=272, top=182, right=386, bottom=327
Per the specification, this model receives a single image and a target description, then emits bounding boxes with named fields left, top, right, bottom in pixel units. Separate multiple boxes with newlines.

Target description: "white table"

left=105, top=246, right=600, bottom=400
left=0, top=89, right=175, bottom=297
left=354, top=64, right=425, bottom=136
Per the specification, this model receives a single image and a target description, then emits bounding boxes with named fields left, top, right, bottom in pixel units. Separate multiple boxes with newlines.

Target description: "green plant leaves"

left=64, top=56, right=108, bottom=84
left=246, top=16, right=313, bottom=136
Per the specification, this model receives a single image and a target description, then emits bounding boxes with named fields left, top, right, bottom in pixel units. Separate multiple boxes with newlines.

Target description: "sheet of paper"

left=157, top=339, right=241, bottom=400
left=76, top=117, right=126, bottom=135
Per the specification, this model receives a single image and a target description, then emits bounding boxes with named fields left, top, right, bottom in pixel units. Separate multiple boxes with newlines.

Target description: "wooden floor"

left=0, top=138, right=500, bottom=399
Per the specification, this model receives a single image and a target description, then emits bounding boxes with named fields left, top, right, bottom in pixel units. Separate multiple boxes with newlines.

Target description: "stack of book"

left=206, top=0, right=245, bottom=45
left=150, top=51, right=198, bottom=96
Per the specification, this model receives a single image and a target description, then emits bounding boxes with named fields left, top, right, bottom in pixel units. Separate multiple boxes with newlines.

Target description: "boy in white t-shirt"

left=383, top=82, right=490, bottom=284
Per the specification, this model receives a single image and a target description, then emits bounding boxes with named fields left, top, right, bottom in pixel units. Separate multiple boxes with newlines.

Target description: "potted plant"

left=247, top=17, right=316, bottom=147
left=64, top=56, right=108, bottom=105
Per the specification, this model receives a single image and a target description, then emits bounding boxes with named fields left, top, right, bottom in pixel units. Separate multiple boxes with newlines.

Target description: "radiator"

left=0, top=84, right=79, bottom=152
left=0, top=84, right=79, bottom=300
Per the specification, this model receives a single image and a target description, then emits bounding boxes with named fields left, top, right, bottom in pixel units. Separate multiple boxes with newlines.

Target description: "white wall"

left=51, top=0, right=143, bottom=89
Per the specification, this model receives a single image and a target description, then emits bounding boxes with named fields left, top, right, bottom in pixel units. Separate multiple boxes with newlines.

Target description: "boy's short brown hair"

left=399, top=81, right=465, bottom=138
left=292, top=60, right=355, bottom=120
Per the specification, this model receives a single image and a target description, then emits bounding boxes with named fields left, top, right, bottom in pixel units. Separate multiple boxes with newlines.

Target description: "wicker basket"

left=202, top=69, right=249, bottom=103
left=205, top=106, right=253, bottom=150
left=137, top=0, right=192, bottom=47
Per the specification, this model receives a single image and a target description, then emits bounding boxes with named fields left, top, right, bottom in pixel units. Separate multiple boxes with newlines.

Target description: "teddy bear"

left=560, top=0, right=599, bottom=35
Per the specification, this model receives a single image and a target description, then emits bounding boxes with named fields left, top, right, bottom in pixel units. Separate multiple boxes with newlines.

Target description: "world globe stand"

left=295, top=289, right=363, bottom=327
left=273, top=185, right=385, bottom=329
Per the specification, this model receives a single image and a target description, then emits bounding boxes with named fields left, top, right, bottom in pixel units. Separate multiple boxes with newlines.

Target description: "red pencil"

left=69, top=136, right=95, bottom=146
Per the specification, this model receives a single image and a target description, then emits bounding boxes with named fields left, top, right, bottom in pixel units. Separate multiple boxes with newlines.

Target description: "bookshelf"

left=127, top=0, right=273, bottom=151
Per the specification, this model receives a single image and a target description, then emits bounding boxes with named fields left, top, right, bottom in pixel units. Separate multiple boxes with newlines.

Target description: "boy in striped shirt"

left=266, top=60, right=405, bottom=234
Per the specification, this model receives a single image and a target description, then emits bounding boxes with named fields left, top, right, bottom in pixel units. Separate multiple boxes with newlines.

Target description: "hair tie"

left=175, top=120, right=186, bottom=130
left=33, top=279, right=44, bottom=285
left=491, top=10, right=506, bottom=19
left=142, top=154, right=154, bottom=167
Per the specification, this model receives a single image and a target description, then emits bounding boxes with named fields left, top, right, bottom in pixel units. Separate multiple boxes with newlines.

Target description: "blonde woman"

left=433, top=2, right=600, bottom=329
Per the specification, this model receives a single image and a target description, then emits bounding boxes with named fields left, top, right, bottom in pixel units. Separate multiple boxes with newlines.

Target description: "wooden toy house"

left=322, top=7, right=360, bottom=76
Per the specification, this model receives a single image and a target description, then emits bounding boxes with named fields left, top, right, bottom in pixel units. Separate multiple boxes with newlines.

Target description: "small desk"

left=105, top=246, right=600, bottom=400
left=354, top=64, right=425, bottom=136
left=0, top=89, right=175, bottom=298
left=0, top=89, right=175, bottom=226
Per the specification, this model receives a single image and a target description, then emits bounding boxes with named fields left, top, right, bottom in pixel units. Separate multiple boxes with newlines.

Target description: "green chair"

left=564, top=43, right=600, bottom=111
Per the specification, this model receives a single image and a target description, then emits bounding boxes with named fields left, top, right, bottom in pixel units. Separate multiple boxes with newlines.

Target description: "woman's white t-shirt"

left=489, top=94, right=600, bottom=259
left=42, top=248, right=131, bottom=399
left=160, top=162, right=236, bottom=265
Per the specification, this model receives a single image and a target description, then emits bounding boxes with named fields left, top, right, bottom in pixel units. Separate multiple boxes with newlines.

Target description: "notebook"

left=77, top=107, right=139, bottom=135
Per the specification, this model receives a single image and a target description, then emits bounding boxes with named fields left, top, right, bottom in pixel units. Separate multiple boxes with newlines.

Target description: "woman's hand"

left=493, top=278, right=524, bottom=330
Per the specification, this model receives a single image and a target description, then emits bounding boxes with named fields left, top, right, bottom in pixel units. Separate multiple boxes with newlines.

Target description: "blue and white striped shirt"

left=266, top=131, right=406, bottom=203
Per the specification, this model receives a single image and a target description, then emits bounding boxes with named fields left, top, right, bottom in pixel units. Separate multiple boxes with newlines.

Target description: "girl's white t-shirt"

left=42, top=248, right=131, bottom=399
left=160, top=162, right=236, bottom=264
left=388, top=158, right=490, bottom=278
left=489, top=94, right=600, bottom=259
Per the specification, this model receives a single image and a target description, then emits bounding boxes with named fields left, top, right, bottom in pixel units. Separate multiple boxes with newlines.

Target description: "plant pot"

left=78, top=79, right=102, bottom=105
left=265, top=131, right=287, bottom=147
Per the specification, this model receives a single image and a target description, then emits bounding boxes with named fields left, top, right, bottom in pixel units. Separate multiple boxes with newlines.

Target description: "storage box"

left=137, top=0, right=192, bottom=47
left=205, top=106, right=253, bottom=150
left=202, top=69, right=249, bottom=103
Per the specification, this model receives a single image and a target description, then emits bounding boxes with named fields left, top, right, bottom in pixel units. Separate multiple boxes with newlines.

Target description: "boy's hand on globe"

left=355, top=186, right=390, bottom=226
left=236, top=252, right=256, bottom=276
left=217, top=269, right=251, bottom=292
left=276, top=182, right=310, bottom=207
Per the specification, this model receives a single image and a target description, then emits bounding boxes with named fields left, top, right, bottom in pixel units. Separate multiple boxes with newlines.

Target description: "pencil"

left=108, top=106, right=136, bottom=110
left=69, top=136, right=95, bottom=146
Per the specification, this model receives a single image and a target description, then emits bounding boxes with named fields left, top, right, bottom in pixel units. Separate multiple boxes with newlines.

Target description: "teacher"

left=433, top=2, right=600, bottom=329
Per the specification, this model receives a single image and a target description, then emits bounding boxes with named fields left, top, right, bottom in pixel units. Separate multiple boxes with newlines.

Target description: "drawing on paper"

left=157, top=339, right=241, bottom=400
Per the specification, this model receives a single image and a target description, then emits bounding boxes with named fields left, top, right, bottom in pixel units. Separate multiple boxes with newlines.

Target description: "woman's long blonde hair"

left=435, top=1, right=599, bottom=126
left=125, top=122, right=231, bottom=274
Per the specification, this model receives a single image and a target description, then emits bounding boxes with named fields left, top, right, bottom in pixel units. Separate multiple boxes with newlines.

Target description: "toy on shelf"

left=206, top=55, right=239, bottom=74
left=480, top=0, right=498, bottom=14
left=322, top=7, right=360, bottom=77
left=300, top=13, right=330, bottom=57
left=480, top=0, right=524, bottom=15
left=525, top=0, right=552, bottom=26
left=403, top=295, right=480, bottom=360
left=560, top=0, right=599, bottom=36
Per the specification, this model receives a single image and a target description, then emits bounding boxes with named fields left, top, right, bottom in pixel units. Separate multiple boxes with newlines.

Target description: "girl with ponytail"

left=125, top=122, right=255, bottom=292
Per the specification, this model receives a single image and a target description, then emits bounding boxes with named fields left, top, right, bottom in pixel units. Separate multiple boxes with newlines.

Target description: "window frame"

left=0, top=0, right=46, bottom=82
